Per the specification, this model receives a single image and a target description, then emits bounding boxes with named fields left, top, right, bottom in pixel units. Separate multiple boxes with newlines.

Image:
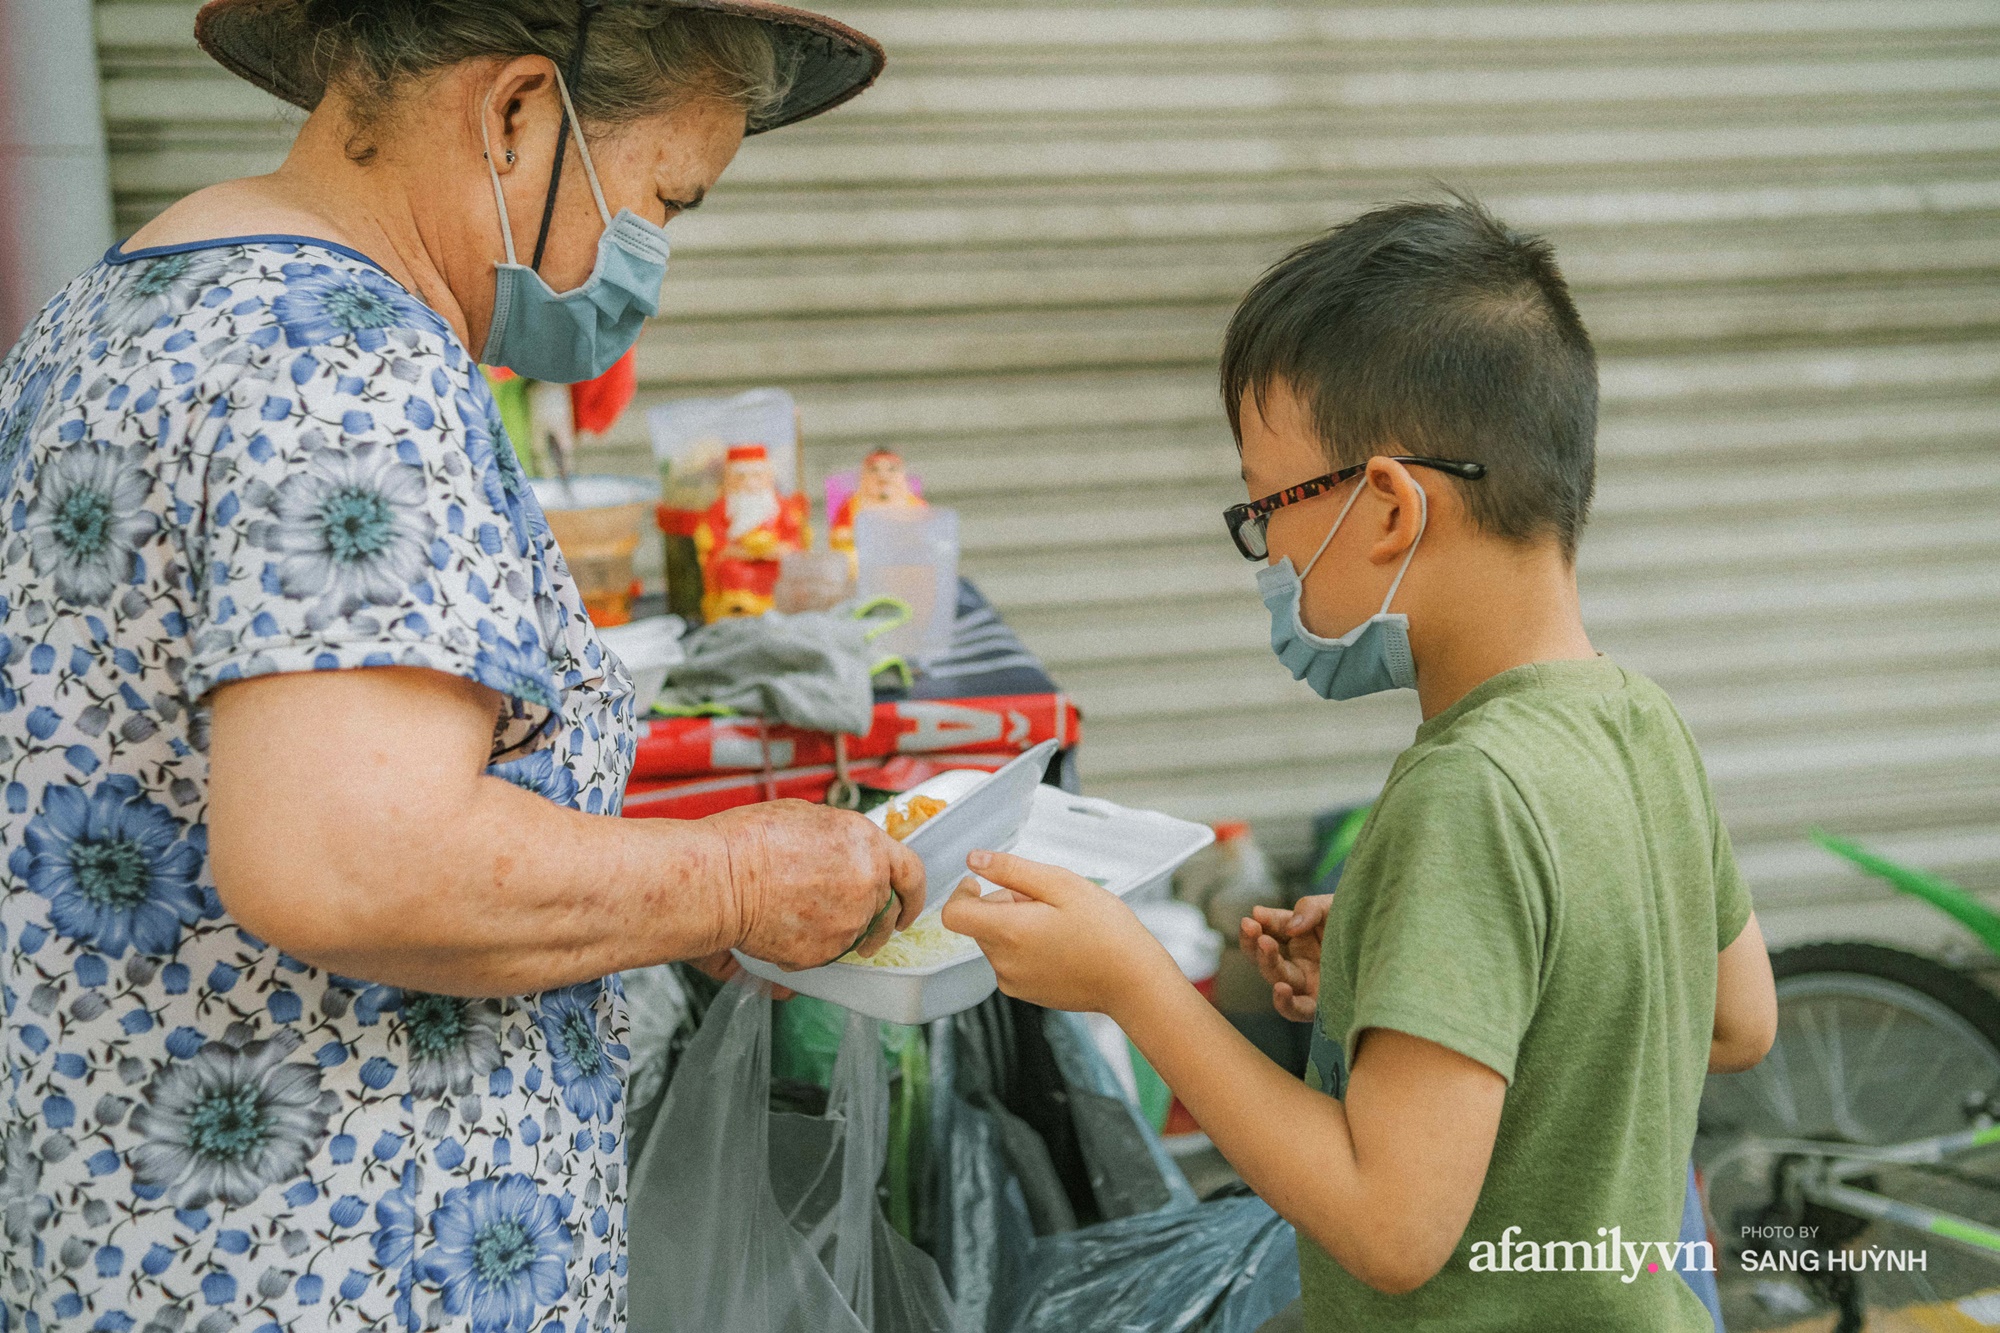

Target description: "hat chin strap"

left=531, top=1, right=604, bottom=271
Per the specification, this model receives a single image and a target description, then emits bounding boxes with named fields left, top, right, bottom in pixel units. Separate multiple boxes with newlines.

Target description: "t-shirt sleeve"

left=181, top=323, right=563, bottom=760
left=1710, top=795, right=1754, bottom=951
left=1674, top=707, right=1755, bottom=952
left=1336, top=744, right=1553, bottom=1085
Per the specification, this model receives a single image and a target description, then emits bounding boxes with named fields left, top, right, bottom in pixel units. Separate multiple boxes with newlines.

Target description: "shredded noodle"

left=837, top=915, right=977, bottom=969
left=833, top=791, right=977, bottom=968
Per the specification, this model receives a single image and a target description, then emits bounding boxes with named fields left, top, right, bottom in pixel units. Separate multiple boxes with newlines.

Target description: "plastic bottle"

left=1172, top=823, right=1288, bottom=1016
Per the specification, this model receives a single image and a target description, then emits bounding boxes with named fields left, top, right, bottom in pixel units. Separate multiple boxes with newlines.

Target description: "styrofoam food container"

left=596, top=614, right=685, bottom=712
left=884, top=738, right=1057, bottom=898
left=733, top=771, right=1216, bottom=1024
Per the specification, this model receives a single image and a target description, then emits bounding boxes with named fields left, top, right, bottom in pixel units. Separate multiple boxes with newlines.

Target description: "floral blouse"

left=0, top=238, right=639, bottom=1333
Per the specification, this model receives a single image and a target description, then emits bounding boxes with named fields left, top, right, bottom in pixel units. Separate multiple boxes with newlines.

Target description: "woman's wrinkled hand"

left=707, top=800, right=925, bottom=971
left=940, top=851, right=1179, bottom=1017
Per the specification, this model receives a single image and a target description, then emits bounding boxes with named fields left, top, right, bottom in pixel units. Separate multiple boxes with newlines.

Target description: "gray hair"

left=302, top=0, right=791, bottom=154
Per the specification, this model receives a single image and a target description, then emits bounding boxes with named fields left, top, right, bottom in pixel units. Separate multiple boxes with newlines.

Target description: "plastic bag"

left=1002, top=1195, right=1300, bottom=1333
left=931, top=998, right=1297, bottom=1333
left=626, top=977, right=954, bottom=1333
left=619, top=965, right=690, bottom=1117
left=771, top=994, right=934, bottom=1245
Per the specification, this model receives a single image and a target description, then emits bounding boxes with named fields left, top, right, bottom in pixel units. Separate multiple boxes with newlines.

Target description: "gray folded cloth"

left=658, top=608, right=878, bottom=735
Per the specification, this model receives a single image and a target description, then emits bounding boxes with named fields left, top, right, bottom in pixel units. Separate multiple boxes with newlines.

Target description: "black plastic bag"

left=1003, top=1195, right=1301, bottom=1333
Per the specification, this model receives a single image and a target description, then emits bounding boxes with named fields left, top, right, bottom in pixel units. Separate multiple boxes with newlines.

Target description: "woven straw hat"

left=194, top=0, right=884, bottom=133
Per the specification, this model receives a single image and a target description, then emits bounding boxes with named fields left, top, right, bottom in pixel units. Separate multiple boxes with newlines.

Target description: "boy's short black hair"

left=1221, top=192, right=1598, bottom=561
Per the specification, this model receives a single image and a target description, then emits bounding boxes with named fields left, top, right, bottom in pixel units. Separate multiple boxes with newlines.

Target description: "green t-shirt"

left=1302, top=658, right=1752, bottom=1332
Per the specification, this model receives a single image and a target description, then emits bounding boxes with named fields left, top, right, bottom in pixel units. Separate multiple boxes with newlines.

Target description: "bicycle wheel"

left=1698, top=943, right=2000, bottom=1326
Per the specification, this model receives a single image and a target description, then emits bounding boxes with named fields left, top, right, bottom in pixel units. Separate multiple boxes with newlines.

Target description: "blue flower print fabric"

left=0, top=239, right=639, bottom=1333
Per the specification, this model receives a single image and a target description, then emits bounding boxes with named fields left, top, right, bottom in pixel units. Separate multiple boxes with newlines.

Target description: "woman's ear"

left=480, top=58, right=555, bottom=176
left=1362, top=456, right=1424, bottom=567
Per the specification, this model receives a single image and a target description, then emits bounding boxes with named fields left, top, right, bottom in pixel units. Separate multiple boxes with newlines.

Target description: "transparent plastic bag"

left=626, top=978, right=954, bottom=1333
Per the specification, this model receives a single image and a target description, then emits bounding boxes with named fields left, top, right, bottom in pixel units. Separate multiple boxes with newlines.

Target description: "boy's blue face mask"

left=1255, top=477, right=1426, bottom=700
left=479, top=68, right=669, bottom=384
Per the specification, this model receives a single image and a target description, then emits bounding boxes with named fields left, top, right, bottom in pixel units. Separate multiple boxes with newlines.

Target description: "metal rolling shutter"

left=96, top=1, right=2000, bottom=949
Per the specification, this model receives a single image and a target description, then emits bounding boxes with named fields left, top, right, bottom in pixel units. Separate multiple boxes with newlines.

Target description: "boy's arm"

left=1710, top=911, right=1776, bottom=1074
left=1126, top=974, right=1506, bottom=1293
left=945, top=856, right=1507, bottom=1295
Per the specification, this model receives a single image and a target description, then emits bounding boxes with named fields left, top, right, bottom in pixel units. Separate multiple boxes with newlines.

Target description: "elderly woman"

left=0, top=1, right=922, bottom=1327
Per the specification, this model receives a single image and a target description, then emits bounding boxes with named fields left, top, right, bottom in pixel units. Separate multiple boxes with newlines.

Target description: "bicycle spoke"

left=1822, top=998, right=1874, bottom=1143
left=1795, top=1000, right=1844, bottom=1135
left=1751, top=1019, right=1803, bottom=1130
left=1883, top=1043, right=1969, bottom=1142
left=1853, top=1001, right=1902, bottom=1084
left=1909, top=1259, right=1940, bottom=1307
left=1836, top=997, right=1913, bottom=1140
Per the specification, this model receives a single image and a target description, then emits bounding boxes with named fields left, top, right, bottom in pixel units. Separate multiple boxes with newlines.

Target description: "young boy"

left=942, top=196, right=1779, bottom=1329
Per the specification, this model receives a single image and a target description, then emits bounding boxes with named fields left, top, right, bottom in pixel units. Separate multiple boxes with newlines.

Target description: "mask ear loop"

left=547, top=66, right=615, bottom=231
left=1377, top=480, right=1429, bottom=615
left=1297, top=474, right=1372, bottom=583
left=480, top=98, right=520, bottom=267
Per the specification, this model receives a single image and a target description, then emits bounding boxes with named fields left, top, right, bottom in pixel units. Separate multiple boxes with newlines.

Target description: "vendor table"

left=619, top=580, right=1081, bottom=820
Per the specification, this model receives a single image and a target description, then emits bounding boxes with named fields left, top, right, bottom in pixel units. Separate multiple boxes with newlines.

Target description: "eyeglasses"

left=1223, top=456, right=1488, bottom=560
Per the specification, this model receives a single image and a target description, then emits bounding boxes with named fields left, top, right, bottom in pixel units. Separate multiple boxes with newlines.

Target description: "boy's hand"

left=941, top=850, right=1180, bottom=1015
left=1239, top=894, right=1331, bottom=1021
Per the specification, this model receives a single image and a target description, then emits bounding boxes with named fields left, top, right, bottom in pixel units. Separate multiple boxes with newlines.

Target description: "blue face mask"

left=1254, top=477, right=1427, bottom=700
left=479, top=68, right=670, bottom=383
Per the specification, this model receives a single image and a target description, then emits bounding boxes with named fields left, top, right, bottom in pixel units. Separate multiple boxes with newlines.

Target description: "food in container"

left=733, top=754, right=1214, bottom=1024
left=872, top=739, right=1055, bottom=908
left=836, top=789, right=972, bottom=968
left=837, top=915, right=974, bottom=970
left=884, top=793, right=948, bottom=842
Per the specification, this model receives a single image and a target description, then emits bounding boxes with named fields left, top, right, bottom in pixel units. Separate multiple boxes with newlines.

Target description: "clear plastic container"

left=772, top=548, right=855, bottom=614
left=530, top=475, right=657, bottom=626
left=855, top=507, right=959, bottom=667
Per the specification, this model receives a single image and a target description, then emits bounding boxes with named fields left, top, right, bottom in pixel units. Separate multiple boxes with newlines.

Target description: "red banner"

left=620, top=752, right=1033, bottom=821
left=629, top=693, right=1080, bottom=781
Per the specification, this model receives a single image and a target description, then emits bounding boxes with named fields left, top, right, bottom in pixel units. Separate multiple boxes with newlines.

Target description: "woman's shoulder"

left=0, top=237, right=481, bottom=519
left=49, top=236, right=505, bottom=474
left=90, top=236, right=458, bottom=364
